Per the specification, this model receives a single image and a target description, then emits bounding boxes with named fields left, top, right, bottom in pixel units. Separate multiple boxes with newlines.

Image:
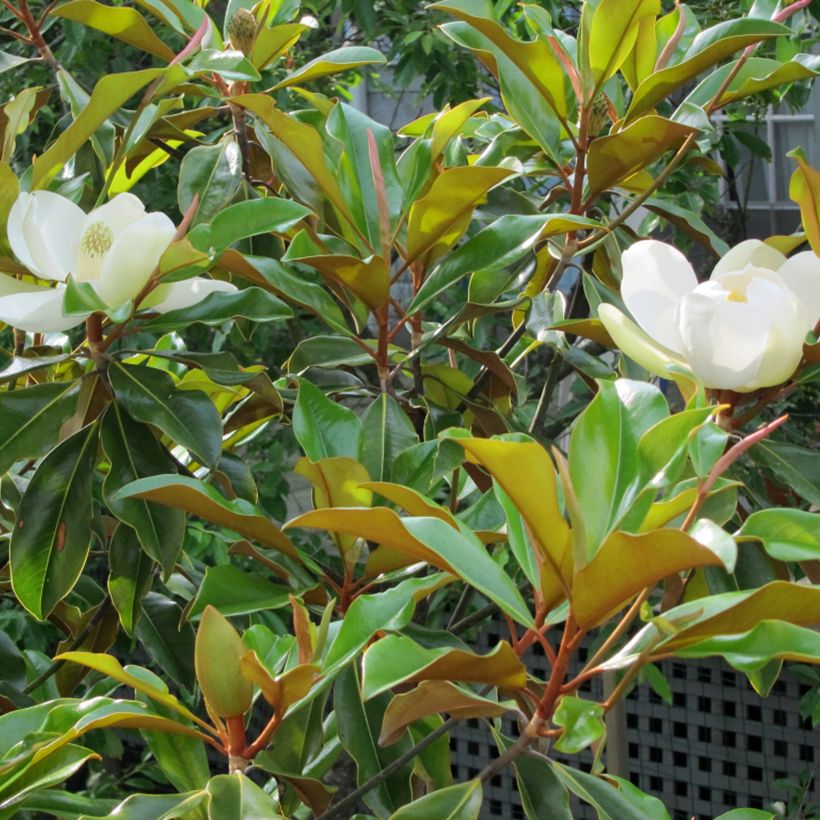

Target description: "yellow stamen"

left=77, top=221, right=113, bottom=282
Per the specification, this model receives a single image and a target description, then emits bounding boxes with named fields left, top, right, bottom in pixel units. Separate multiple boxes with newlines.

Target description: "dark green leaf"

left=107, top=525, right=155, bottom=636
left=737, top=508, right=820, bottom=562
left=389, top=780, right=483, bottom=819
left=361, top=395, right=419, bottom=482
left=136, top=592, right=196, bottom=692
left=10, top=424, right=98, bottom=620
left=140, top=287, right=292, bottom=333
left=188, top=564, right=290, bottom=618
left=188, top=197, right=311, bottom=253
left=108, top=362, right=222, bottom=467
left=178, top=141, right=243, bottom=227
left=0, top=381, right=80, bottom=475
left=101, top=403, right=185, bottom=575
left=292, top=379, right=363, bottom=461
left=553, top=696, right=605, bottom=754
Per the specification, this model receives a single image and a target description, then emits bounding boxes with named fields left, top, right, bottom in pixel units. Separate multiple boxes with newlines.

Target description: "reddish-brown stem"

left=17, top=0, right=60, bottom=73
left=225, top=715, right=246, bottom=752
left=680, top=414, right=788, bottom=533
left=536, top=612, right=578, bottom=720
left=243, top=712, right=281, bottom=760
left=376, top=304, right=390, bottom=392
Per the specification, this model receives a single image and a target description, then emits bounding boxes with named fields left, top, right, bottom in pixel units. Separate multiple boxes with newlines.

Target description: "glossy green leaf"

left=675, top=621, right=820, bottom=671
left=362, top=634, right=526, bottom=700
left=607, top=582, right=820, bottom=664
left=101, top=403, right=184, bottom=576
left=274, top=46, right=385, bottom=89
left=0, top=743, right=99, bottom=813
left=553, top=696, right=605, bottom=754
left=205, top=773, right=282, bottom=818
left=588, top=0, right=659, bottom=88
left=0, top=51, right=31, bottom=75
left=737, top=508, right=820, bottom=562
left=682, top=55, right=820, bottom=111
left=440, top=22, right=560, bottom=160
left=129, top=667, right=210, bottom=793
left=177, top=141, right=243, bottom=228
left=335, top=665, right=412, bottom=816
left=10, top=424, right=98, bottom=620
left=12, top=790, right=117, bottom=818
left=287, top=336, right=374, bottom=371
left=626, top=17, right=789, bottom=119
left=643, top=197, right=730, bottom=258
left=188, top=564, right=290, bottom=618
left=510, top=744, right=572, bottom=820
left=569, top=380, right=641, bottom=557
left=389, top=780, right=482, bottom=820
left=136, top=592, right=196, bottom=692
left=79, top=791, right=204, bottom=820
left=188, top=197, right=311, bottom=253
left=323, top=573, right=451, bottom=672
left=54, top=652, right=203, bottom=727
left=586, top=116, right=698, bottom=201
left=186, top=49, right=261, bottom=82
left=51, top=0, right=175, bottom=61
left=361, top=394, right=419, bottom=482
left=411, top=214, right=549, bottom=313
left=107, top=526, right=155, bottom=636
left=140, top=287, right=292, bottom=333
left=552, top=762, right=671, bottom=820
left=232, top=95, right=356, bottom=227
left=108, top=362, right=222, bottom=467
left=326, top=102, right=402, bottom=252
left=236, top=255, right=350, bottom=334
left=292, top=379, right=363, bottom=461
left=405, top=165, right=512, bottom=266
left=638, top=407, right=714, bottom=488
left=432, top=1, right=566, bottom=119
left=0, top=381, right=80, bottom=475
left=381, top=682, right=512, bottom=746
left=33, top=68, right=165, bottom=188
left=115, top=474, right=297, bottom=558
left=751, top=440, right=820, bottom=507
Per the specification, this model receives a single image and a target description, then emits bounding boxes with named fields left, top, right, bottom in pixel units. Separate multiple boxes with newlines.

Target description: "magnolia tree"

left=0, top=0, right=819, bottom=817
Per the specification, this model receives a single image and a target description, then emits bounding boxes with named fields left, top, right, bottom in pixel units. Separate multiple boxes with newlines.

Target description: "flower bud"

left=195, top=605, right=253, bottom=718
left=228, top=8, right=257, bottom=56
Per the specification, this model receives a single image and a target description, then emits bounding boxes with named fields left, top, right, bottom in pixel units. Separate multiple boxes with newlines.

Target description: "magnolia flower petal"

left=97, top=212, right=176, bottom=307
left=776, top=251, right=820, bottom=324
left=147, top=278, right=237, bottom=314
left=742, top=276, right=811, bottom=390
left=598, top=303, right=687, bottom=379
left=85, top=192, right=146, bottom=236
left=711, top=239, right=786, bottom=277
left=620, top=239, right=697, bottom=354
left=677, top=281, right=790, bottom=392
left=0, top=284, right=82, bottom=332
left=8, top=191, right=84, bottom=281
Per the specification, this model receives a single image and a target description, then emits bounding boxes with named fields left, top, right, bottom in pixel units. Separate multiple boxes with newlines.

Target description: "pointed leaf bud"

left=195, top=605, right=253, bottom=718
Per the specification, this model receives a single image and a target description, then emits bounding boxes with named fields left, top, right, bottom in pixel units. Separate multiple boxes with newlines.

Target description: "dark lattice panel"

left=450, top=622, right=818, bottom=818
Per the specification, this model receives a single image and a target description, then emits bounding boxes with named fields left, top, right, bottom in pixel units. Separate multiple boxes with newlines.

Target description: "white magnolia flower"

left=599, top=239, right=820, bottom=392
left=0, top=191, right=236, bottom=332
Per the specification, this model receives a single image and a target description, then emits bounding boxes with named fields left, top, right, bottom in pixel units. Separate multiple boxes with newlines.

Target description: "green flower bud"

left=195, top=605, right=254, bottom=718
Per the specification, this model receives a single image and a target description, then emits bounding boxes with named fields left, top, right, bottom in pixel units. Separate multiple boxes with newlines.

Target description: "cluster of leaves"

left=0, top=0, right=819, bottom=818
